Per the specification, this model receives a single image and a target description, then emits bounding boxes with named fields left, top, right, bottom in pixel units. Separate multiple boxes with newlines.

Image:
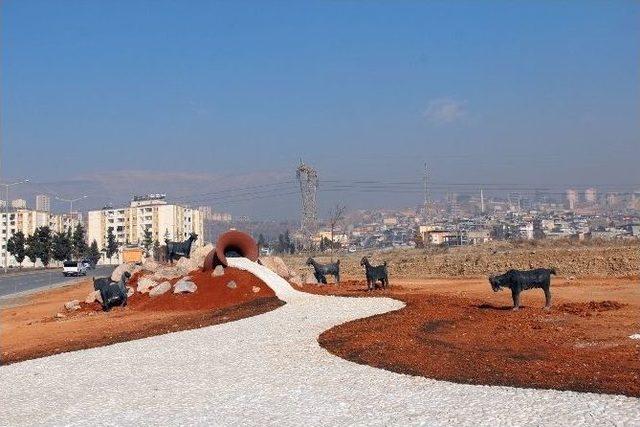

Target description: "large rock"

left=226, top=280, right=237, bottom=289
left=173, top=279, right=197, bottom=294
left=212, top=265, right=225, bottom=277
left=111, top=263, right=140, bottom=282
left=152, top=266, right=182, bottom=281
left=85, top=290, right=103, bottom=304
left=126, top=286, right=134, bottom=297
left=141, top=259, right=161, bottom=273
left=149, top=281, right=171, bottom=297
left=190, top=243, right=214, bottom=269
left=137, top=276, right=158, bottom=294
left=175, top=257, right=198, bottom=276
left=259, top=256, right=293, bottom=279
left=64, top=300, right=80, bottom=311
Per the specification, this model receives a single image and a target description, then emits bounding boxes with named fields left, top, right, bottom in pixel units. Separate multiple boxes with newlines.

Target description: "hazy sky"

left=2, top=1, right=638, bottom=218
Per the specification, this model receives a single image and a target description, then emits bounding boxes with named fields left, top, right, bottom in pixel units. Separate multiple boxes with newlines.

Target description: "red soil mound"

left=558, top=300, right=627, bottom=317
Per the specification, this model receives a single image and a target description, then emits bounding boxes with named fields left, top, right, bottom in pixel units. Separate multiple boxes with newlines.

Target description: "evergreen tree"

left=52, top=231, right=73, bottom=264
left=25, top=227, right=53, bottom=266
left=25, top=234, right=38, bottom=264
left=7, top=231, right=26, bottom=267
left=153, top=239, right=161, bottom=261
left=105, top=227, right=119, bottom=263
left=87, top=240, right=101, bottom=266
left=257, top=233, right=266, bottom=249
left=72, top=223, right=88, bottom=259
left=142, top=227, right=153, bottom=256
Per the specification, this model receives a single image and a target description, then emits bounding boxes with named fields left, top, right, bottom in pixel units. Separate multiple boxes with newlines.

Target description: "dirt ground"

left=1, top=268, right=283, bottom=365
left=303, top=275, right=640, bottom=397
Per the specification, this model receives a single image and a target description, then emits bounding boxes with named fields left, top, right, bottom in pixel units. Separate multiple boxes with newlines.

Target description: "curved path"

left=0, top=258, right=638, bottom=426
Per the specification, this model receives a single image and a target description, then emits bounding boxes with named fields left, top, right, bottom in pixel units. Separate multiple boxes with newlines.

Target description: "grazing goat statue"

left=165, top=232, right=198, bottom=263
left=489, top=268, right=556, bottom=310
left=306, top=257, right=340, bottom=284
left=360, top=257, right=389, bottom=291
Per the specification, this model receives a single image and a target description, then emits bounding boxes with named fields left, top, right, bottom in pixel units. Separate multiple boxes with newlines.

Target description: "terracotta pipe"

left=202, top=229, right=259, bottom=271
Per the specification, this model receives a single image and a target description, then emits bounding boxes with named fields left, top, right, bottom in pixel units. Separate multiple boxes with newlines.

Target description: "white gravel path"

left=1, top=258, right=638, bottom=426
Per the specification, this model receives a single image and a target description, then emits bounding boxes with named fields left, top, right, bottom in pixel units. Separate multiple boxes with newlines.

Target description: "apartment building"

left=87, top=194, right=203, bottom=262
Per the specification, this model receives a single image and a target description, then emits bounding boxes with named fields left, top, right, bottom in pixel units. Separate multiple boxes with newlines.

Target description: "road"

left=0, top=265, right=115, bottom=298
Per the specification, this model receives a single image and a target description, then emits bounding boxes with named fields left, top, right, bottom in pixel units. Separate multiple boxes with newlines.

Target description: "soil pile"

left=558, top=300, right=628, bottom=317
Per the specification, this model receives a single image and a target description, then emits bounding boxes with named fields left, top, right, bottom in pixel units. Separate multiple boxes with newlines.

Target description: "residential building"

left=566, top=189, right=578, bottom=210
left=11, top=199, right=27, bottom=209
left=87, top=194, right=203, bottom=263
left=584, top=188, right=597, bottom=204
left=36, top=194, right=51, bottom=212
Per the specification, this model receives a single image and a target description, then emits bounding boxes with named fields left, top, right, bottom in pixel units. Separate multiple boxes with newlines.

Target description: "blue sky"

left=2, top=1, right=638, bottom=216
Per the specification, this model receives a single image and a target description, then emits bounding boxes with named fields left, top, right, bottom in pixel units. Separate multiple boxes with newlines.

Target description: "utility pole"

left=55, top=195, right=87, bottom=233
left=2, top=179, right=30, bottom=272
left=296, top=160, right=318, bottom=250
left=423, top=162, right=429, bottom=221
left=480, top=188, right=485, bottom=214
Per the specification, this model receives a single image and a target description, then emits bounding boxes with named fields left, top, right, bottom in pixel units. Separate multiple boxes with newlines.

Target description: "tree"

left=257, top=233, right=266, bottom=249
left=25, top=227, right=53, bottom=266
left=105, top=227, right=119, bottom=263
left=87, top=240, right=101, bottom=266
left=414, top=228, right=424, bottom=249
left=72, top=223, right=88, bottom=259
left=7, top=231, right=26, bottom=267
left=51, top=231, right=73, bottom=264
left=283, top=229, right=294, bottom=254
left=328, top=203, right=346, bottom=256
left=142, top=227, right=153, bottom=256
left=153, top=239, right=161, bottom=261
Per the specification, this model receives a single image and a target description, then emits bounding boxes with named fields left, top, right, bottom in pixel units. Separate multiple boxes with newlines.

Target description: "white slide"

left=0, top=258, right=638, bottom=426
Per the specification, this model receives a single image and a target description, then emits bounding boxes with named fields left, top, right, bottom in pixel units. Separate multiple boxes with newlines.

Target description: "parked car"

left=63, top=261, right=88, bottom=277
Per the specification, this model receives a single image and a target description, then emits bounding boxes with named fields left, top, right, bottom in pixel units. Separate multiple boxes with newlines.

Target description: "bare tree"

left=328, top=203, right=346, bottom=258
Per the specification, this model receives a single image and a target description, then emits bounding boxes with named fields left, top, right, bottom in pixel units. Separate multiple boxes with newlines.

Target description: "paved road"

left=0, top=265, right=115, bottom=298
left=1, top=258, right=637, bottom=426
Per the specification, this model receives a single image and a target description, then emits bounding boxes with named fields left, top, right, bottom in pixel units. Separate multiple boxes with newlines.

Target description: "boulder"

left=174, top=279, right=197, bottom=294
left=226, top=280, right=237, bottom=289
left=152, top=266, right=182, bottom=281
left=111, top=263, right=141, bottom=282
left=64, top=300, right=80, bottom=311
left=190, top=243, right=214, bottom=269
left=289, top=275, right=303, bottom=287
left=137, top=276, right=158, bottom=294
left=252, top=286, right=261, bottom=293
left=212, top=265, right=225, bottom=277
left=141, top=259, right=161, bottom=273
left=175, top=257, right=198, bottom=276
left=149, top=281, right=171, bottom=297
left=85, top=290, right=103, bottom=304
left=126, top=286, right=134, bottom=297
left=259, top=256, right=293, bottom=279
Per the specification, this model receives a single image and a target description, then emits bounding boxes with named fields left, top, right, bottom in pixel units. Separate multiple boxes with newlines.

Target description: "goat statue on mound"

left=165, top=232, right=198, bottom=264
left=306, top=257, right=340, bottom=285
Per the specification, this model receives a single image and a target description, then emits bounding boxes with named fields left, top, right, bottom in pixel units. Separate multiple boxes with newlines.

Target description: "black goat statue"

left=489, top=268, right=556, bottom=310
left=97, top=271, right=131, bottom=312
left=165, top=232, right=198, bottom=263
left=360, top=257, right=389, bottom=291
left=306, top=257, right=340, bottom=284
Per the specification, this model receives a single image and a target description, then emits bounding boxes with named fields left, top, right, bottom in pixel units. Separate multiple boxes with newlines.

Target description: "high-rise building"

left=584, top=188, right=597, bottom=204
left=566, top=189, right=578, bottom=210
left=87, top=194, right=203, bottom=263
left=36, top=194, right=51, bottom=212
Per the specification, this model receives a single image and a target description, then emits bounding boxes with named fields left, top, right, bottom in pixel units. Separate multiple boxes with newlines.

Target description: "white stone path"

left=1, top=258, right=638, bottom=426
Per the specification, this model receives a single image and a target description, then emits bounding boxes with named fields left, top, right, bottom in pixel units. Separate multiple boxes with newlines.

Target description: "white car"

left=63, top=261, right=88, bottom=277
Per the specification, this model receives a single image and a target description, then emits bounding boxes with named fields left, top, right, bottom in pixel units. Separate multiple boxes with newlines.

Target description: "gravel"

left=0, top=257, right=638, bottom=426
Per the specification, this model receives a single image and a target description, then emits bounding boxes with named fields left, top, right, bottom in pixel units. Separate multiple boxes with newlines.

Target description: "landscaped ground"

left=0, top=267, right=282, bottom=365
left=302, top=275, right=640, bottom=397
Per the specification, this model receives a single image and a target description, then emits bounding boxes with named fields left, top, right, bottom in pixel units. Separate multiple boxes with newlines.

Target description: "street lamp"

left=54, top=194, right=88, bottom=215
left=2, top=179, right=30, bottom=273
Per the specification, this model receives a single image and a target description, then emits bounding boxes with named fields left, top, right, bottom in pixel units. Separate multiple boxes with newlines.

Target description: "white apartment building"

left=36, top=194, right=51, bottom=212
left=87, top=195, right=203, bottom=263
left=0, top=209, right=81, bottom=267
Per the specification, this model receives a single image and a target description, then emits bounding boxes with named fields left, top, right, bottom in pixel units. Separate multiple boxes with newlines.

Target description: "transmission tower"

left=296, top=160, right=318, bottom=249
left=423, top=162, right=430, bottom=221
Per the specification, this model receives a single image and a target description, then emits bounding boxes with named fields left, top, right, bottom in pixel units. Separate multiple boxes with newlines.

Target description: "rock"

left=64, top=300, right=80, bottom=311
left=190, top=243, right=214, bottom=269
left=175, top=257, right=198, bottom=275
left=212, top=265, right=225, bottom=277
left=289, top=275, right=303, bottom=287
left=137, top=276, right=158, bottom=294
left=126, top=286, right=134, bottom=297
left=141, top=259, right=161, bottom=273
left=252, top=286, right=261, bottom=293
left=54, top=312, right=66, bottom=319
left=85, top=290, right=103, bottom=304
left=111, top=263, right=141, bottom=282
left=173, top=279, right=197, bottom=294
left=259, top=256, right=293, bottom=279
left=152, top=266, right=182, bottom=281
left=226, top=280, right=237, bottom=289
left=149, top=281, right=171, bottom=297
